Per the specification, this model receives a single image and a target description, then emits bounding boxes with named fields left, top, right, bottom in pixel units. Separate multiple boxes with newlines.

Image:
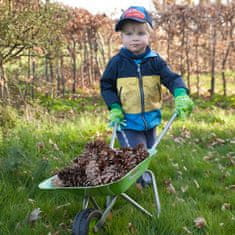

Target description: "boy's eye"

left=138, top=32, right=146, bottom=36
left=125, top=32, right=132, bottom=36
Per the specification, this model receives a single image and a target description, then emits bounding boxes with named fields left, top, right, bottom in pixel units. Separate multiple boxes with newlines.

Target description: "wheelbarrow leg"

left=90, top=196, right=101, bottom=210
left=121, top=193, right=153, bottom=217
left=82, top=196, right=89, bottom=209
left=146, top=169, right=161, bottom=217
left=94, top=196, right=118, bottom=232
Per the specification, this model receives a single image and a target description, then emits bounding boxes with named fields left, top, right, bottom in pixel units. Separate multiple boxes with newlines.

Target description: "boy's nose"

left=132, top=35, right=139, bottom=41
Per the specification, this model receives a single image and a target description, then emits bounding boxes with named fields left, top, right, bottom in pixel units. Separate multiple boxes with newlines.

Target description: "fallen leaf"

left=221, top=203, right=231, bottom=211
left=182, top=226, right=192, bottom=234
left=176, top=197, right=185, bottom=202
left=193, top=179, right=200, bottom=189
left=183, top=166, right=188, bottom=171
left=128, top=222, right=137, bottom=234
left=181, top=185, right=189, bottom=193
left=37, top=142, right=45, bottom=150
left=173, top=137, right=184, bottom=144
left=28, top=208, right=41, bottom=225
left=228, top=156, right=235, bottom=166
left=203, top=155, right=214, bottom=161
left=56, top=203, right=71, bottom=210
left=164, top=180, right=176, bottom=194
left=167, top=183, right=176, bottom=194
left=28, top=198, right=36, bottom=204
left=53, top=143, right=60, bottom=151
left=172, top=162, right=179, bottom=168
left=194, top=216, right=207, bottom=229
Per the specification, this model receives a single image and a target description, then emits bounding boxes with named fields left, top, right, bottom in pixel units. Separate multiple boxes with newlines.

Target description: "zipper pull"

left=137, top=63, right=140, bottom=73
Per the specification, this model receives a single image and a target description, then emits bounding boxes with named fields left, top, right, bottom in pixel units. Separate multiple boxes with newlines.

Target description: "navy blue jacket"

left=100, top=47, right=187, bottom=130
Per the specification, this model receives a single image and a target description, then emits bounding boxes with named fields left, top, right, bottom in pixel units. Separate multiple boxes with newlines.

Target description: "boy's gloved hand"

left=174, top=88, right=194, bottom=119
left=109, top=103, right=124, bottom=126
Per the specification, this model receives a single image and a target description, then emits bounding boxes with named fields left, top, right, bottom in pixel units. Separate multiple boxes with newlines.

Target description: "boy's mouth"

left=130, top=44, right=140, bottom=47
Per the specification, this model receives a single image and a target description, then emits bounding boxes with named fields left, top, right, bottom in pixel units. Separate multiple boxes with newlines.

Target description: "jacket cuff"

left=174, top=88, right=187, bottom=97
left=110, top=103, right=122, bottom=110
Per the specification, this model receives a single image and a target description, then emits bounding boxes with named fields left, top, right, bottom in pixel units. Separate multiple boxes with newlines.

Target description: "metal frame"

left=81, top=169, right=161, bottom=232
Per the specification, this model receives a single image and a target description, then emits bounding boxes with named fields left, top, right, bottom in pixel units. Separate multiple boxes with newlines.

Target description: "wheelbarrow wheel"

left=72, top=208, right=103, bottom=235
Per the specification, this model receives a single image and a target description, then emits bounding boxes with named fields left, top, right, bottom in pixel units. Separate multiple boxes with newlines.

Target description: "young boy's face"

left=121, top=21, right=150, bottom=55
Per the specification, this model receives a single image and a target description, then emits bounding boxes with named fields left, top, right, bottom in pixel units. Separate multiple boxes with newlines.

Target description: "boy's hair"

left=115, top=6, right=153, bottom=32
left=120, top=20, right=153, bottom=34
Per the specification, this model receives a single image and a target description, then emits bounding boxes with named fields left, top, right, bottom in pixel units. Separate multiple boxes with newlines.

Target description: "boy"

left=100, top=6, right=194, bottom=187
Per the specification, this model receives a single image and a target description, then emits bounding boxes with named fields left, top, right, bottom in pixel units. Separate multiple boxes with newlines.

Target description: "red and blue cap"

left=115, top=6, right=153, bottom=32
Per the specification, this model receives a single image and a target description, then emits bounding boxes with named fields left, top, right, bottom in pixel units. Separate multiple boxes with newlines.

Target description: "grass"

left=0, top=94, right=234, bottom=235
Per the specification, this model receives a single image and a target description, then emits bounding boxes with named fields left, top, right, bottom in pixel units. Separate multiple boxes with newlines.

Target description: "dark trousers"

left=117, top=127, right=156, bottom=149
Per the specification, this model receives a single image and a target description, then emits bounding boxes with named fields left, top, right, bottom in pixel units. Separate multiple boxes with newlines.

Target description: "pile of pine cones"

left=54, top=140, right=148, bottom=187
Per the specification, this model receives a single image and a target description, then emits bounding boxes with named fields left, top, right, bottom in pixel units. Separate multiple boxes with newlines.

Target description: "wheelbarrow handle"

left=150, top=112, right=178, bottom=151
left=109, top=112, right=178, bottom=150
left=109, top=123, right=118, bottom=149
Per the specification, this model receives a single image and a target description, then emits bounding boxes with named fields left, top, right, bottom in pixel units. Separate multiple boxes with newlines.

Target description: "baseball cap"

left=115, top=6, right=153, bottom=32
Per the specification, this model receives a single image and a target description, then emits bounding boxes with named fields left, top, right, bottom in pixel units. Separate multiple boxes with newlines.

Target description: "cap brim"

left=115, top=18, right=147, bottom=32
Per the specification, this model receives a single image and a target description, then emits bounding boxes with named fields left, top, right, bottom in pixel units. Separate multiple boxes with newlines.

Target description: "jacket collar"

left=120, top=46, right=157, bottom=60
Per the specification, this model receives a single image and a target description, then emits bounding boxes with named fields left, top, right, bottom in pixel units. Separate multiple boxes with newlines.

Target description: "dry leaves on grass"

left=173, top=128, right=192, bottom=144
left=207, top=133, right=235, bottom=147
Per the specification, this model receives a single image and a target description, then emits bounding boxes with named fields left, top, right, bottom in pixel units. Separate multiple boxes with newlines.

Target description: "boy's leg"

left=137, top=127, right=157, bottom=187
left=117, top=128, right=156, bottom=188
left=145, top=127, right=157, bottom=149
left=116, top=129, right=147, bottom=148
left=116, top=127, right=157, bottom=149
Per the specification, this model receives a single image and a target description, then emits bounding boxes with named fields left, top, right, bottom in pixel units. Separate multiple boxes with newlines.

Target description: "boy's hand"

left=109, top=103, right=124, bottom=126
left=174, top=95, right=194, bottom=119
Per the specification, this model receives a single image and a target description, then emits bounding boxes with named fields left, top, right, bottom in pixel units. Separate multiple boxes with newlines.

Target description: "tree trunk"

left=56, top=58, right=60, bottom=96
left=221, top=42, right=232, bottom=97
left=195, top=36, right=200, bottom=96
left=185, top=31, right=191, bottom=90
left=49, top=58, right=54, bottom=97
left=45, top=54, right=49, bottom=81
left=180, top=24, right=186, bottom=77
left=31, top=56, right=36, bottom=99
left=210, top=24, right=217, bottom=97
left=0, top=59, right=8, bottom=100
left=72, top=40, right=77, bottom=93
left=60, top=56, right=65, bottom=97
left=25, top=49, right=31, bottom=98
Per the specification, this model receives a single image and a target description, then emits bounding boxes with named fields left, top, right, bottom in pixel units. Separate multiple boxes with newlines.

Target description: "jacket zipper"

left=137, top=63, right=148, bottom=130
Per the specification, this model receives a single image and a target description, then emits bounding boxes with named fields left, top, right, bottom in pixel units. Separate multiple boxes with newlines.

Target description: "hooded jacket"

left=100, top=47, right=187, bottom=131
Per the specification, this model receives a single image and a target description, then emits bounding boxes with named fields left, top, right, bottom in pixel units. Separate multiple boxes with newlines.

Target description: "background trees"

left=0, top=0, right=234, bottom=103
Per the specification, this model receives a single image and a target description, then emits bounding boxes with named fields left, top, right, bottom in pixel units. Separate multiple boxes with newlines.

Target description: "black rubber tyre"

left=72, top=208, right=103, bottom=235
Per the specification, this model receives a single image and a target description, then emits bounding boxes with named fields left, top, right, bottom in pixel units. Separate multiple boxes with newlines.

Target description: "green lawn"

left=0, top=94, right=234, bottom=235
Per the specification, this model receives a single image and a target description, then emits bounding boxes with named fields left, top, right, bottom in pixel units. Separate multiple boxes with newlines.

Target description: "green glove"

left=109, top=103, right=124, bottom=126
left=174, top=88, right=194, bottom=119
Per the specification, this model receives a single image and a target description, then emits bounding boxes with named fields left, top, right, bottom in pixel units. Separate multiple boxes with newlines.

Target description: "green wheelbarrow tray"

left=39, top=113, right=177, bottom=196
left=39, top=152, right=155, bottom=196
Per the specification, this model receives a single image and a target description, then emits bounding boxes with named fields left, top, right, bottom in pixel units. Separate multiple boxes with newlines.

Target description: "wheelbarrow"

left=39, top=113, right=178, bottom=235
